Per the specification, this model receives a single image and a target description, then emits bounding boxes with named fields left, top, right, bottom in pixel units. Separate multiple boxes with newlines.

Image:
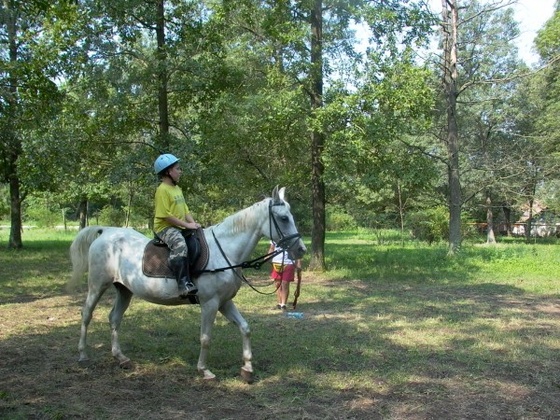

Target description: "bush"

left=407, top=207, right=449, bottom=244
left=24, top=194, right=62, bottom=228
left=97, top=205, right=126, bottom=227
left=25, top=206, right=60, bottom=228
left=0, top=184, right=9, bottom=221
left=327, top=206, right=358, bottom=231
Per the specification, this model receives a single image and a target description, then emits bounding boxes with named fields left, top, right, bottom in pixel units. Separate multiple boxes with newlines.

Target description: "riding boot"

left=170, top=256, right=198, bottom=298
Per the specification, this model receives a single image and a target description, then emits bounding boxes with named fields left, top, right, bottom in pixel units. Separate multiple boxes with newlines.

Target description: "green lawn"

left=0, top=228, right=559, bottom=419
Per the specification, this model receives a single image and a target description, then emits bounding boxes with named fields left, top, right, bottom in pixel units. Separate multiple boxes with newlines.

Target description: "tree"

left=509, top=68, right=560, bottom=241
left=428, top=0, right=534, bottom=250
left=0, top=0, right=71, bottom=247
left=4, top=0, right=437, bottom=256
left=308, top=0, right=326, bottom=270
left=439, top=0, right=462, bottom=254
left=534, top=2, right=560, bottom=154
left=210, top=0, right=434, bottom=269
left=22, top=0, right=231, bottom=230
left=453, top=1, right=524, bottom=244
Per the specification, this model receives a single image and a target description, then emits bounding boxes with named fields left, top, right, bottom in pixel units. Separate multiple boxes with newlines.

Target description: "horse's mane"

left=213, top=197, right=270, bottom=236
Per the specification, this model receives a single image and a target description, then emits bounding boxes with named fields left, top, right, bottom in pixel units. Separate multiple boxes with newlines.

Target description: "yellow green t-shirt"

left=153, top=183, right=190, bottom=233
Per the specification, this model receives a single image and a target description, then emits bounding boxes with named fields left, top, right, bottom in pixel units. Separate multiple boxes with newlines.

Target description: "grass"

left=0, top=228, right=559, bottom=419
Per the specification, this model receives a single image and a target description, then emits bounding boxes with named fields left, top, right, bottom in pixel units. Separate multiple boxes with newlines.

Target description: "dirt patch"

left=2, top=244, right=560, bottom=420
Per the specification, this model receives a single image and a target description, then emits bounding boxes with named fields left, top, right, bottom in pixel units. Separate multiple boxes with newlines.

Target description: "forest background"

left=2, top=0, right=560, bottom=269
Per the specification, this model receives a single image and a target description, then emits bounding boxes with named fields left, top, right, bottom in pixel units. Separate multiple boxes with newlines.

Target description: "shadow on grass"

left=244, top=279, right=560, bottom=419
left=2, top=280, right=559, bottom=419
left=0, top=240, right=74, bottom=305
left=2, top=279, right=560, bottom=420
left=1, top=236, right=559, bottom=419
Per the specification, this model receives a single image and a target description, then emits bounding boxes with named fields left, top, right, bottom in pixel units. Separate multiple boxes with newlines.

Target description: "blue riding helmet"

left=154, top=153, right=180, bottom=175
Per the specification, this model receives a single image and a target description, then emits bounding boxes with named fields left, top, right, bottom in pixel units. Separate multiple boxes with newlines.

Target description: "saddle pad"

left=143, top=242, right=173, bottom=278
left=142, top=228, right=210, bottom=278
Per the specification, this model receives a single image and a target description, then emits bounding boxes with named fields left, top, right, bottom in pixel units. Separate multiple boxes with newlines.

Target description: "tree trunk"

left=397, top=180, right=405, bottom=247
left=5, top=0, right=23, bottom=249
left=8, top=166, right=23, bottom=249
left=525, top=197, right=534, bottom=242
left=308, top=0, right=326, bottom=271
left=78, top=199, right=88, bottom=230
left=125, top=185, right=133, bottom=228
left=502, top=203, right=512, bottom=236
left=156, top=0, right=170, bottom=150
left=485, top=194, right=496, bottom=245
left=441, top=0, right=462, bottom=255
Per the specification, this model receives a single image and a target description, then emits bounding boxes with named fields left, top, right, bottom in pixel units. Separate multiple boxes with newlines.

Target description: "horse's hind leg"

left=109, top=284, right=133, bottom=368
left=78, top=282, right=110, bottom=365
left=219, top=300, right=254, bottom=384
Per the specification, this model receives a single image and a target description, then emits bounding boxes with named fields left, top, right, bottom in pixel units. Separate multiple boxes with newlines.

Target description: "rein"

left=199, top=199, right=302, bottom=295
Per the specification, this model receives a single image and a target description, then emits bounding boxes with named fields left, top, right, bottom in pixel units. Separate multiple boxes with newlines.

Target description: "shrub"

left=24, top=195, right=62, bottom=228
left=0, top=184, right=9, bottom=221
left=327, top=206, right=358, bottom=231
left=97, top=205, right=126, bottom=227
left=407, top=207, right=449, bottom=244
left=25, top=206, right=60, bottom=228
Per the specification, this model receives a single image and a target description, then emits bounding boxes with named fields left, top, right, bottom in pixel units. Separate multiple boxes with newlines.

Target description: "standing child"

left=153, top=153, right=199, bottom=298
left=269, top=241, right=301, bottom=310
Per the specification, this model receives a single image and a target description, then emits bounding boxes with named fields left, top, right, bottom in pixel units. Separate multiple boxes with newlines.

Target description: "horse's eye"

left=280, top=216, right=289, bottom=222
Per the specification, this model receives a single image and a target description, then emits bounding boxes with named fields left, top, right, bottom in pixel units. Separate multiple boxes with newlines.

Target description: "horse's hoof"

left=199, top=369, right=217, bottom=381
left=78, top=359, right=91, bottom=367
left=240, top=368, right=254, bottom=384
left=119, top=359, right=133, bottom=369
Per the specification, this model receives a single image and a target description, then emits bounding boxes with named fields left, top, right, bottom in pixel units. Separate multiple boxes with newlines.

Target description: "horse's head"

left=267, top=186, right=307, bottom=260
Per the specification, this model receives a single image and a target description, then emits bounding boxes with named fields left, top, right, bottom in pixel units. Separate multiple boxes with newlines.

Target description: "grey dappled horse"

left=68, top=186, right=306, bottom=382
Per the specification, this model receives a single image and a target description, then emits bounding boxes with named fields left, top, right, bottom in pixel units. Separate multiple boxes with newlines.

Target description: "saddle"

left=142, top=228, right=209, bottom=280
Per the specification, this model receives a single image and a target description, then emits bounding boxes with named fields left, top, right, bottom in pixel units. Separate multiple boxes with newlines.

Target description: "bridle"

left=201, top=199, right=302, bottom=295
left=267, top=200, right=302, bottom=252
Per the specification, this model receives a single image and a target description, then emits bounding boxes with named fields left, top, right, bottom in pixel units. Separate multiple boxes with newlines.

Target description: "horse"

left=68, top=186, right=306, bottom=383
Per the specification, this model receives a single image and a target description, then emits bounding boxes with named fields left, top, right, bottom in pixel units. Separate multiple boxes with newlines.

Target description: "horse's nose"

left=289, top=242, right=306, bottom=260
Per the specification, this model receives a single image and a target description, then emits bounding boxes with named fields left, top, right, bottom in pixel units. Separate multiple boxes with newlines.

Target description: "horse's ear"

left=272, top=185, right=285, bottom=202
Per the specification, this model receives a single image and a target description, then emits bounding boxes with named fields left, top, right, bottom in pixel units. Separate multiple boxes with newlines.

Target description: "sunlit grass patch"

left=1, top=228, right=560, bottom=419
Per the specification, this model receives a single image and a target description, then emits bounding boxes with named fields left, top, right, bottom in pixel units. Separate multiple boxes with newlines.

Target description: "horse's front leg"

left=219, top=299, right=254, bottom=384
left=197, top=299, right=219, bottom=380
left=109, top=285, right=133, bottom=368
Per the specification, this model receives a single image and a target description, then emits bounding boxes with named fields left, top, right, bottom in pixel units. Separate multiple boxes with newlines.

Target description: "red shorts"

left=271, top=263, right=296, bottom=282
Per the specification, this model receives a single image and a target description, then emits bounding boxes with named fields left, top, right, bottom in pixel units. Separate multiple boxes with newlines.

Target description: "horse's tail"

left=68, top=226, right=105, bottom=293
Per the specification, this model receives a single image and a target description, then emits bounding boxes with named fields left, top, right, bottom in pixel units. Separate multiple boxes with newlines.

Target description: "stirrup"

left=185, top=282, right=198, bottom=294
left=179, top=281, right=198, bottom=297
